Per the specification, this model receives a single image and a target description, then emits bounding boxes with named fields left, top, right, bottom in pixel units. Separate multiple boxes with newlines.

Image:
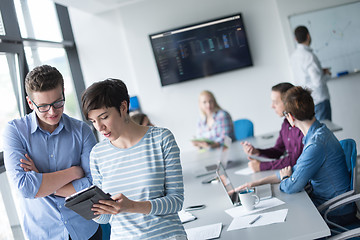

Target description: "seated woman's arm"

left=235, top=174, right=280, bottom=192
left=279, top=144, right=324, bottom=194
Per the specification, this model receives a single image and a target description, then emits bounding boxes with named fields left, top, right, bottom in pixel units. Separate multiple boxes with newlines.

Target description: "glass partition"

left=14, top=0, right=62, bottom=42
left=0, top=53, right=22, bottom=152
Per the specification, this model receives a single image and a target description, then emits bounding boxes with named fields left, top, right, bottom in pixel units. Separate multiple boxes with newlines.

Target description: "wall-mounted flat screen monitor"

left=149, top=13, right=253, bottom=86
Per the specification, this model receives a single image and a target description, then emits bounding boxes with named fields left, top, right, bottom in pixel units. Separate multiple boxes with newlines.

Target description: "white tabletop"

left=180, top=140, right=331, bottom=239
left=320, top=119, right=343, bottom=132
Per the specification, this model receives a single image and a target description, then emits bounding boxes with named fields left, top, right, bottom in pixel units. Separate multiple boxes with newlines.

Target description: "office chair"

left=129, top=96, right=141, bottom=113
left=233, top=119, right=254, bottom=141
left=325, top=194, right=360, bottom=240
left=316, top=139, right=360, bottom=239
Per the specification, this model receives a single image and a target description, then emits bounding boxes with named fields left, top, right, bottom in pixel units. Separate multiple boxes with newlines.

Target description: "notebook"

left=195, top=136, right=232, bottom=178
left=216, top=163, right=272, bottom=206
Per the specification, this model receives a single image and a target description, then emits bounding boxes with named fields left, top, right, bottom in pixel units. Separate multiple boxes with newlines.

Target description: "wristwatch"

left=281, top=175, right=289, bottom=181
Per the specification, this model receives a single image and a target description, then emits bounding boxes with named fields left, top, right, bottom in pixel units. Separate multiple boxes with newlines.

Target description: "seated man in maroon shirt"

left=241, top=83, right=304, bottom=172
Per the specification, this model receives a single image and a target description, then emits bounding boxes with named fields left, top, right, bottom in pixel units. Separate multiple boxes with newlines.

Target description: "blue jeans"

left=315, top=99, right=332, bottom=121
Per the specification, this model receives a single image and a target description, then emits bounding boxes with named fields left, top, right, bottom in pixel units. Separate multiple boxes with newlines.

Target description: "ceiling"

left=52, top=0, right=146, bottom=14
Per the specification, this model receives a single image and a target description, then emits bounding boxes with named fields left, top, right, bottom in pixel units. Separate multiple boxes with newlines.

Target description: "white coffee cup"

left=239, top=189, right=260, bottom=211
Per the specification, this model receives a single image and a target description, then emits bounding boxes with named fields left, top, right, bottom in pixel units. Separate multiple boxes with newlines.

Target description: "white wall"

left=69, top=0, right=288, bottom=151
left=69, top=0, right=360, bottom=151
left=69, top=9, right=138, bottom=94
left=276, top=0, right=360, bottom=150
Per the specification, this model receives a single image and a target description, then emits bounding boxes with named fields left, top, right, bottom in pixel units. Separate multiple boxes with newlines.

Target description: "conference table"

left=180, top=133, right=331, bottom=239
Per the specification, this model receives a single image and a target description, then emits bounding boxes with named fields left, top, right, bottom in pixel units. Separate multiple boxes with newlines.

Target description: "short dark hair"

left=283, top=86, right=315, bottom=121
left=81, top=78, right=130, bottom=119
left=25, top=65, right=64, bottom=97
left=272, top=82, right=294, bottom=101
left=294, top=26, right=309, bottom=44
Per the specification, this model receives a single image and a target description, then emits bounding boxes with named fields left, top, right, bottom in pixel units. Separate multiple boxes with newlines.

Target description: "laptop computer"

left=196, top=136, right=232, bottom=178
left=216, top=162, right=272, bottom=206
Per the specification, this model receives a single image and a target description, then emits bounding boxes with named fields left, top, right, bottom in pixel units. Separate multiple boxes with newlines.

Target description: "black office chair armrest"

left=324, top=193, right=360, bottom=232
left=326, top=193, right=360, bottom=212
left=327, top=227, right=360, bottom=240
left=318, top=190, right=354, bottom=213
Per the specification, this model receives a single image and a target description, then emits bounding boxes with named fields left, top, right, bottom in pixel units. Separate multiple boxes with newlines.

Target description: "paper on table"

left=225, top=197, right=285, bottom=218
left=186, top=222, right=222, bottom=240
left=249, top=155, right=276, bottom=162
left=178, top=210, right=197, bottom=223
left=227, top=209, right=288, bottom=231
left=235, top=167, right=253, bottom=175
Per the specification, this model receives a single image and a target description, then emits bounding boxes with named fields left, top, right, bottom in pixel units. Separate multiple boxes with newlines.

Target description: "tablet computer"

left=191, top=138, right=215, bottom=144
left=64, top=185, right=112, bottom=220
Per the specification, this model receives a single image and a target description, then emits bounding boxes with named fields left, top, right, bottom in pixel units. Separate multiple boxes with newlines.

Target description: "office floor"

left=0, top=192, right=14, bottom=240
left=0, top=173, right=24, bottom=240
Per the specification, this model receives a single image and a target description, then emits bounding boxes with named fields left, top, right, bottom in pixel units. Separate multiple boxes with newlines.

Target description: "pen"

left=249, top=215, right=262, bottom=225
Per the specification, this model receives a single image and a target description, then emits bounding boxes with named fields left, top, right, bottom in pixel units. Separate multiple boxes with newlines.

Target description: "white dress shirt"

left=290, top=44, right=330, bottom=105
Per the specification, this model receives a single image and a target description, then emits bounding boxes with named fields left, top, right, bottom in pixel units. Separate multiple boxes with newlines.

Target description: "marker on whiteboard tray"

left=337, top=71, right=349, bottom=77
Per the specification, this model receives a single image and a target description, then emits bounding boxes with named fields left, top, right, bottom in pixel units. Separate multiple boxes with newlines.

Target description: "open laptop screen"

left=220, top=136, right=232, bottom=168
left=217, top=162, right=240, bottom=205
left=217, top=163, right=273, bottom=205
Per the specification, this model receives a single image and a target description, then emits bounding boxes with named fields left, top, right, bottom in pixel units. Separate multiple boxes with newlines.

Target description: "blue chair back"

left=233, top=119, right=254, bottom=141
left=339, top=139, right=357, bottom=191
left=129, top=96, right=140, bottom=112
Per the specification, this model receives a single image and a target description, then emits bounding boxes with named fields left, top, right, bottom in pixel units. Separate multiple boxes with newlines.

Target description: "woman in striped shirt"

left=81, top=79, right=187, bottom=240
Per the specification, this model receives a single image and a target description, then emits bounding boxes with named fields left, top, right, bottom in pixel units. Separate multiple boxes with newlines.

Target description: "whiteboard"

left=289, top=2, right=360, bottom=78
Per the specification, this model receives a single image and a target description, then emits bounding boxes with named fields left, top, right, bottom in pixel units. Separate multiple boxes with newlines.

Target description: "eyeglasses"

left=30, top=96, right=66, bottom=113
left=283, top=111, right=289, bottom=117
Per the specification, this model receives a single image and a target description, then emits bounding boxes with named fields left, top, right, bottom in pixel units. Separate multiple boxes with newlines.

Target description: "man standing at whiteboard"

left=290, top=25, right=332, bottom=121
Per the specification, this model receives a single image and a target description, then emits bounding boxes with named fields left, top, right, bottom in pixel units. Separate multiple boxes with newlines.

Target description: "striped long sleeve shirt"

left=90, top=127, right=186, bottom=240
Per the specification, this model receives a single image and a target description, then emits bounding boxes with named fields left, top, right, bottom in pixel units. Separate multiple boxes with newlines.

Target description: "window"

left=0, top=190, right=14, bottom=239
left=14, top=0, right=62, bottom=41
left=0, top=0, right=86, bottom=147
left=0, top=53, right=23, bottom=152
left=0, top=0, right=87, bottom=238
left=15, top=0, right=83, bottom=120
left=24, top=46, right=82, bottom=119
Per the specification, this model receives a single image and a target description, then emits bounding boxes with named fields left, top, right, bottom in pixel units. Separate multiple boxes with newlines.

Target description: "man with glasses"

left=2, top=65, right=102, bottom=239
left=241, top=83, right=303, bottom=172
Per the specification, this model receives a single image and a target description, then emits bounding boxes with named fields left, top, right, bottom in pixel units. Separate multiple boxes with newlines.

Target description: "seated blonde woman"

left=192, top=90, right=235, bottom=149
